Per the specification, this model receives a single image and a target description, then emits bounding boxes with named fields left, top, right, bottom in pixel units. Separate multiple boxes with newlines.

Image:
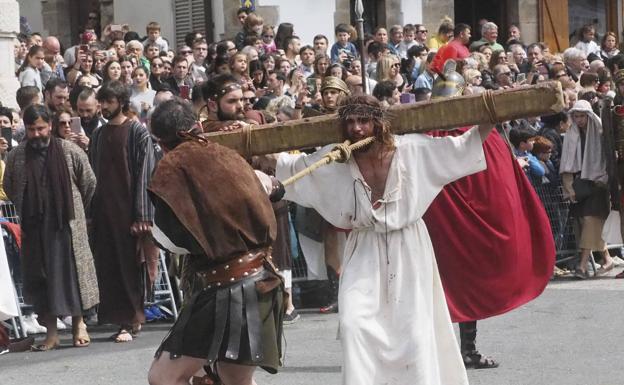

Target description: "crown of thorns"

left=337, top=103, right=388, bottom=122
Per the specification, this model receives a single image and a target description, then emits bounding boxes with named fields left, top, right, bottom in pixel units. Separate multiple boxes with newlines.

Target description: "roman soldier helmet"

left=321, top=76, right=351, bottom=96
left=431, top=59, right=465, bottom=99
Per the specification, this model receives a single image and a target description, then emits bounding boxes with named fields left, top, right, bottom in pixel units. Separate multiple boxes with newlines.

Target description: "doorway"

left=454, top=0, right=509, bottom=40
left=349, top=0, right=385, bottom=35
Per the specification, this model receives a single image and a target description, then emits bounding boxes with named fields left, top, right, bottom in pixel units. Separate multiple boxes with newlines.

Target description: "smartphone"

left=70, top=117, right=82, bottom=134
left=400, top=93, right=415, bottom=104
left=110, top=24, right=122, bottom=32
left=79, top=44, right=90, bottom=52
left=516, top=73, right=526, bottom=84
left=306, top=77, right=317, bottom=95
left=179, top=85, right=190, bottom=99
left=1, top=127, right=12, bottom=149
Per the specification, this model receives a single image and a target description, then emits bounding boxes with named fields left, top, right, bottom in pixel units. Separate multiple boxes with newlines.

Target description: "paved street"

left=2, top=273, right=624, bottom=385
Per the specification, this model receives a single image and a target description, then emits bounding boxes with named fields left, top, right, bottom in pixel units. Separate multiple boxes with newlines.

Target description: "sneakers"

left=56, top=318, right=67, bottom=330
left=0, top=347, right=8, bottom=356
left=22, top=314, right=47, bottom=334
left=612, top=256, right=624, bottom=267
left=61, top=316, right=73, bottom=327
left=283, top=309, right=300, bottom=325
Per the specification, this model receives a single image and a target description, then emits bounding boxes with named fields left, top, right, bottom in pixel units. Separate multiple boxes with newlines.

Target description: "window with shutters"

left=175, top=0, right=207, bottom=48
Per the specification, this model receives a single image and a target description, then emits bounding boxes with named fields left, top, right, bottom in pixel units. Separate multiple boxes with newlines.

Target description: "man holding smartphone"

left=74, top=87, right=105, bottom=138
left=165, top=56, right=194, bottom=99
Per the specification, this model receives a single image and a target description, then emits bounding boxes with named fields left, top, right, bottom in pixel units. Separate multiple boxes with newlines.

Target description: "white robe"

left=277, top=127, right=486, bottom=385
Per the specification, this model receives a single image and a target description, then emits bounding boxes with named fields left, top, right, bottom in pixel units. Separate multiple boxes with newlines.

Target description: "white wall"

left=260, top=0, right=336, bottom=45
left=114, top=0, right=175, bottom=45
left=16, top=0, right=45, bottom=35
left=401, top=0, right=423, bottom=25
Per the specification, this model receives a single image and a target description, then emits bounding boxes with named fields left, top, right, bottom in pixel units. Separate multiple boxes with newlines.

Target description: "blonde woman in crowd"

left=463, top=69, right=485, bottom=95
left=377, top=54, right=407, bottom=90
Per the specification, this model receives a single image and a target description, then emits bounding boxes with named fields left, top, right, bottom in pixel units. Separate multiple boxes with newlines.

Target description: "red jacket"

left=431, top=39, right=470, bottom=74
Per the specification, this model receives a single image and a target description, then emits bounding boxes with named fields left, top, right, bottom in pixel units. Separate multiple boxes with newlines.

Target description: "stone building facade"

left=11, top=0, right=624, bottom=57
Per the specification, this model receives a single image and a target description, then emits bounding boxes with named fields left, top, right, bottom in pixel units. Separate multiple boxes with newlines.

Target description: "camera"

left=342, top=52, right=355, bottom=70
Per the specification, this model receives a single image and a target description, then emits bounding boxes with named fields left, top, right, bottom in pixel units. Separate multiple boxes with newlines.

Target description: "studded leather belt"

left=195, top=247, right=276, bottom=290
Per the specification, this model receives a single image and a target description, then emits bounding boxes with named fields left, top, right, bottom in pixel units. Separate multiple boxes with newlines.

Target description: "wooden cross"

left=203, top=82, right=565, bottom=156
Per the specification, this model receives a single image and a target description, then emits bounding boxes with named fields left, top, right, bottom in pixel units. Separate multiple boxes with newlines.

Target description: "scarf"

left=24, top=137, right=75, bottom=230
left=559, top=100, right=608, bottom=183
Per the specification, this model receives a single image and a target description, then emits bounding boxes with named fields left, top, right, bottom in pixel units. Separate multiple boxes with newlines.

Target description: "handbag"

left=572, top=178, right=595, bottom=202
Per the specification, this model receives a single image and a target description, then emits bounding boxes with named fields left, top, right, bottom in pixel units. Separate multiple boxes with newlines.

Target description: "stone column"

left=0, top=0, right=20, bottom=109
left=421, top=0, right=453, bottom=39
left=517, top=0, right=538, bottom=45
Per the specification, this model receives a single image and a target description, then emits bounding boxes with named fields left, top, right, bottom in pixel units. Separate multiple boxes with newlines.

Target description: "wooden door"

left=539, top=0, right=569, bottom=52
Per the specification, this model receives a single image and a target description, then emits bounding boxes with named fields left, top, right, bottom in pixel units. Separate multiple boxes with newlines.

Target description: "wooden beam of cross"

left=203, top=82, right=565, bottom=156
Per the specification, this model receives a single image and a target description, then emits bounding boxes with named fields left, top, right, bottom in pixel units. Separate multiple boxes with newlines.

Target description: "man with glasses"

left=493, top=64, right=515, bottom=89
left=126, top=40, right=149, bottom=69
left=413, top=24, right=428, bottom=46
left=216, top=40, right=238, bottom=58
left=190, top=38, right=209, bottom=84
left=178, top=44, right=193, bottom=64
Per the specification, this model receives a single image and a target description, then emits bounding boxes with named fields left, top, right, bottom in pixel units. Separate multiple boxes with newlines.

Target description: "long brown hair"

left=16, top=45, right=44, bottom=77
left=339, top=94, right=394, bottom=148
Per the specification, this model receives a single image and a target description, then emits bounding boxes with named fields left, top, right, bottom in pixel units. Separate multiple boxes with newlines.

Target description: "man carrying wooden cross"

left=276, top=94, right=494, bottom=384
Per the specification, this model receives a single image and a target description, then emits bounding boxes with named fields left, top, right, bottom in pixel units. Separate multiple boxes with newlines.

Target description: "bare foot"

left=31, top=336, right=60, bottom=351
left=113, top=329, right=133, bottom=343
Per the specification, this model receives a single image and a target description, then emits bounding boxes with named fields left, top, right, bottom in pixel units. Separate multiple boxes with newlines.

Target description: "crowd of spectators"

left=2, top=6, right=624, bottom=355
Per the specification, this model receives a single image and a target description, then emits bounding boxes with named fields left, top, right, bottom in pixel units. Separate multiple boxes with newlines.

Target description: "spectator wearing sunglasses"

left=261, top=25, right=277, bottom=54
left=493, top=64, right=515, bottom=89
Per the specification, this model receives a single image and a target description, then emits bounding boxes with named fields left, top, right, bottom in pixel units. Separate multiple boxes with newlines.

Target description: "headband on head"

left=210, top=82, right=242, bottom=100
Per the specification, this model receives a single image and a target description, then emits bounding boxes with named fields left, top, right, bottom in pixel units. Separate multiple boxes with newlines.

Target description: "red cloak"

left=423, top=128, right=555, bottom=323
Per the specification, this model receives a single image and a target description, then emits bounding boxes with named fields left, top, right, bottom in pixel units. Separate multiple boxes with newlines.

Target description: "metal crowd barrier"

left=0, top=200, right=179, bottom=339
left=0, top=201, right=26, bottom=338
left=531, top=179, right=623, bottom=271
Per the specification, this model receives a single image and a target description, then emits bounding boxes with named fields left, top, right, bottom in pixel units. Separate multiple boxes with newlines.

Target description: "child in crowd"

left=143, top=21, right=169, bottom=53
left=509, top=128, right=545, bottom=181
left=261, top=25, right=277, bottom=54
left=397, top=24, right=418, bottom=59
left=330, top=23, right=358, bottom=64
left=229, top=52, right=252, bottom=90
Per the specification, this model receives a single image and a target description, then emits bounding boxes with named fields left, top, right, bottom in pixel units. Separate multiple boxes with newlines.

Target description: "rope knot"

left=332, top=141, right=353, bottom=163
left=482, top=89, right=498, bottom=124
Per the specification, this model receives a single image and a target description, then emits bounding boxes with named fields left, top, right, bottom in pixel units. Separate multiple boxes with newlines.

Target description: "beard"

left=101, top=104, right=122, bottom=120
left=81, top=115, right=100, bottom=131
left=217, top=107, right=245, bottom=121
left=28, top=135, right=51, bottom=150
